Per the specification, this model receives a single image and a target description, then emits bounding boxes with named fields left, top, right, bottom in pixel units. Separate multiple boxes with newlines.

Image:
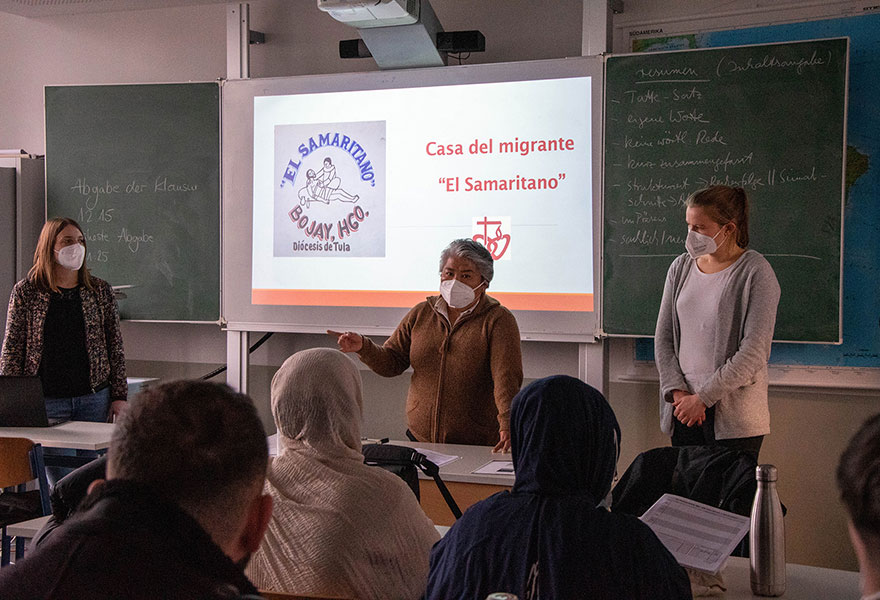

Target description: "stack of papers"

left=415, top=447, right=460, bottom=467
left=472, top=460, right=515, bottom=475
left=640, top=493, right=750, bottom=573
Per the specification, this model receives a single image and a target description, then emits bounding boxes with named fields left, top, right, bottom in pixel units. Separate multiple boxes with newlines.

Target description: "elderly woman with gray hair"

left=330, top=238, right=523, bottom=452
left=246, top=347, right=439, bottom=599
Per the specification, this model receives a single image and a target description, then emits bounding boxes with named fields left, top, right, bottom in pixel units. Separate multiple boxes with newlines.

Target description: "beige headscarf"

left=246, top=348, right=440, bottom=599
left=271, top=346, right=364, bottom=457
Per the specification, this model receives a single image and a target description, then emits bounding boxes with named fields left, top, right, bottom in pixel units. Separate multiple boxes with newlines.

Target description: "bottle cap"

left=756, top=464, right=778, bottom=482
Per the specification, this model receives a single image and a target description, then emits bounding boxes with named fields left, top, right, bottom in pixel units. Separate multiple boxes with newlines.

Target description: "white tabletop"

left=0, top=420, right=115, bottom=450
left=721, top=556, right=859, bottom=599
left=267, top=435, right=516, bottom=487
left=386, top=439, right=516, bottom=486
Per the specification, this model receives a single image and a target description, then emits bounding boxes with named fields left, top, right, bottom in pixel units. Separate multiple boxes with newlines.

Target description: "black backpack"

left=362, top=443, right=462, bottom=519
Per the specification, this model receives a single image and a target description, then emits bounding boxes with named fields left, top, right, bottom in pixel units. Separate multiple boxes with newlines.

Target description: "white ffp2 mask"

left=55, top=244, right=86, bottom=271
left=685, top=228, right=725, bottom=259
left=440, top=279, right=484, bottom=308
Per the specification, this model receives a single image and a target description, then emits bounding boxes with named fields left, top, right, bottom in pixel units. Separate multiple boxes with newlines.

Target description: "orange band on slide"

left=251, top=289, right=593, bottom=312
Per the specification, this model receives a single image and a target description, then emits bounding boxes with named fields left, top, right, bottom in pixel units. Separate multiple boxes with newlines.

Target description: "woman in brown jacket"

left=330, top=238, right=522, bottom=452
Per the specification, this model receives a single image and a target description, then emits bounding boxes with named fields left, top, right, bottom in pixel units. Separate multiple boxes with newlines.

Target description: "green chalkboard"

left=603, top=38, right=847, bottom=341
left=45, top=83, right=220, bottom=322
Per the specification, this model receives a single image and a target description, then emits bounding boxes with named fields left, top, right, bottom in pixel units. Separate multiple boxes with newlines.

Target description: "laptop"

left=0, top=376, right=66, bottom=427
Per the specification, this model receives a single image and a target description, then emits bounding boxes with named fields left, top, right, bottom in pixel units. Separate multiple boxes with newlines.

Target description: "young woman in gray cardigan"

left=655, top=186, right=780, bottom=456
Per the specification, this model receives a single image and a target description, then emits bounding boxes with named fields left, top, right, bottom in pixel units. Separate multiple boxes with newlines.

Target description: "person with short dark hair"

left=425, top=375, right=692, bottom=600
left=0, top=380, right=272, bottom=600
left=838, top=414, right=880, bottom=600
left=330, top=238, right=523, bottom=452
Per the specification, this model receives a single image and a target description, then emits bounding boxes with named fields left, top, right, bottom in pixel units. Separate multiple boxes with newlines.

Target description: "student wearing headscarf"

left=425, top=375, right=692, bottom=600
left=245, top=348, right=440, bottom=600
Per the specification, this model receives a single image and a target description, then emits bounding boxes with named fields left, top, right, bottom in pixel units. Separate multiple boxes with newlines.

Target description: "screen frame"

left=222, top=56, right=604, bottom=341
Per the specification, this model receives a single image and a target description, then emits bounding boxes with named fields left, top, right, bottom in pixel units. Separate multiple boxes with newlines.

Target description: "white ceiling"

left=0, top=0, right=229, bottom=17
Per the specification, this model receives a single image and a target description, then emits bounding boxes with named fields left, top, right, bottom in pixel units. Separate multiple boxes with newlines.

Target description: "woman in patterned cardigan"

left=1, top=217, right=126, bottom=425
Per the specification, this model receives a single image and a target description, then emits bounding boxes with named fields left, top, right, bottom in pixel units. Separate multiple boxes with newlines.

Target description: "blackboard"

left=603, top=38, right=848, bottom=341
left=45, top=83, right=220, bottom=322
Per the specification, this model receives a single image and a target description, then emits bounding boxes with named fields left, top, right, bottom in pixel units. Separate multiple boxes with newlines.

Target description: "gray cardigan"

left=654, top=250, right=781, bottom=439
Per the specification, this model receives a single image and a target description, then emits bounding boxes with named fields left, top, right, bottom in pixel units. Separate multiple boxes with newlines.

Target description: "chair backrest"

left=0, top=438, right=39, bottom=489
left=0, top=437, right=52, bottom=514
left=362, top=443, right=421, bottom=500
left=612, top=445, right=758, bottom=517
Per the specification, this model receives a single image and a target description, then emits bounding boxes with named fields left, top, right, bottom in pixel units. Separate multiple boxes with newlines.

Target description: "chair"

left=611, top=445, right=759, bottom=556
left=0, top=437, right=51, bottom=566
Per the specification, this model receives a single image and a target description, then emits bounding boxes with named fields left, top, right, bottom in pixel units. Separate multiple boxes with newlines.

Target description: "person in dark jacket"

left=425, top=375, right=692, bottom=600
left=0, top=380, right=273, bottom=600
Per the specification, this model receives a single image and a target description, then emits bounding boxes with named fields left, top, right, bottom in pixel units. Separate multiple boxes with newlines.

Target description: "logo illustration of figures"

left=473, top=216, right=511, bottom=260
left=273, top=121, right=386, bottom=257
left=298, top=158, right=359, bottom=207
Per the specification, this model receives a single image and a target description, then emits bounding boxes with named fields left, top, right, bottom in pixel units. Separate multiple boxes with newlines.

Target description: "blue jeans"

left=44, top=387, right=111, bottom=422
left=44, top=387, right=111, bottom=485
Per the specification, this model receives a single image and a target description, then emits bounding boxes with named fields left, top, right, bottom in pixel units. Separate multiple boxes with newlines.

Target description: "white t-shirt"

left=676, top=263, right=735, bottom=392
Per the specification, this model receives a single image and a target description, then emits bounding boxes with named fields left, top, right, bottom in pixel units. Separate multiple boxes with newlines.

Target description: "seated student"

left=0, top=380, right=273, bottom=600
left=246, top=348, right=440, bottom=599
left=425, top=375, right=692, bottom=600
left=838, top=413, right=880, bottom=600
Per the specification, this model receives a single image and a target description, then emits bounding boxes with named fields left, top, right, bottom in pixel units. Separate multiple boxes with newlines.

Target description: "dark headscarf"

left=511, top=374, right=620, bottom=502
left=426, top=375, right=692, bottom=600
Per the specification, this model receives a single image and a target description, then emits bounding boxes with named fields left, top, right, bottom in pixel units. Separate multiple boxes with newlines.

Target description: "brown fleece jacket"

left=358, top=294, right=523, bottom=446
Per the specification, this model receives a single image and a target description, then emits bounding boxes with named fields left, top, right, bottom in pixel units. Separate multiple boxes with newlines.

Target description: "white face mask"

left=55, top=243, right=86, bottom=271
left=685, top=228, right=726, bottom=259
left=440, top=278, right=485, bottom=309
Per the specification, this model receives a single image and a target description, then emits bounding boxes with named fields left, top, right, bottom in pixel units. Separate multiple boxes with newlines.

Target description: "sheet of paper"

left=640, top=493, right=750, bottom=573
left=472, top=460, right=515, bottom=475
left=415, top=448, right=460, bottom=467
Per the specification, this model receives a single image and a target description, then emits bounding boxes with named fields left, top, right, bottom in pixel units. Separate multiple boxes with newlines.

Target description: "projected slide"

left=252, top=76, right=593, bottom=312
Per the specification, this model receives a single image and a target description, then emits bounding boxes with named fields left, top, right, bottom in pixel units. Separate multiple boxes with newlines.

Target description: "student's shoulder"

left=89, top=275, right=113, bottom=292
left=12, top=277, right=38, bottom=295
left=739, top=250, right=779, bottom=281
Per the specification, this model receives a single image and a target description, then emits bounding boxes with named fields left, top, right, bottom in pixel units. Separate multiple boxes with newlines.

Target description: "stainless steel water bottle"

left=750, top=464, right=785, bottom=596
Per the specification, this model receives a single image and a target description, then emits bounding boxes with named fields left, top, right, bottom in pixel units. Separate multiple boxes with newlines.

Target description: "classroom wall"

left=1, top=0, right=877, bottom=573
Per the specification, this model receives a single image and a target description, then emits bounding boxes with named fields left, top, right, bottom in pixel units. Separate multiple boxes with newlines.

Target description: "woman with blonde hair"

left=655, top=186, right=780, bottom=456
left=246, top=347, right=439, bottom=599
left=1, top=217, right=126, bottom=426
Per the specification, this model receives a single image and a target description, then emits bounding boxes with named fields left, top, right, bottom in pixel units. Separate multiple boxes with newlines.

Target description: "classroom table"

left=721, top=556, right=859, bottom=599
left=382, top=440, right=515, bottom=526
left=0, top=421, right=114, bottom=451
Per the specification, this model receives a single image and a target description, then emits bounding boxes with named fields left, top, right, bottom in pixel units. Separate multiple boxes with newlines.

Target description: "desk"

left=721, top=556, right=859, bottom=599
left=386, top=440, right=515, bottom=526
left=0, top=421, right=114, bottom=450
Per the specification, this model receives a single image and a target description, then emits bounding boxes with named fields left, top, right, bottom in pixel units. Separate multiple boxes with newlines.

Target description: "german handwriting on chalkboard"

left=606, top=46, right=834, bottom=256
left=716, top=50, right=834, bottom=77
left=68, top=175, right=197, bottom=261
left=602, top=38, right=848, bottom=339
